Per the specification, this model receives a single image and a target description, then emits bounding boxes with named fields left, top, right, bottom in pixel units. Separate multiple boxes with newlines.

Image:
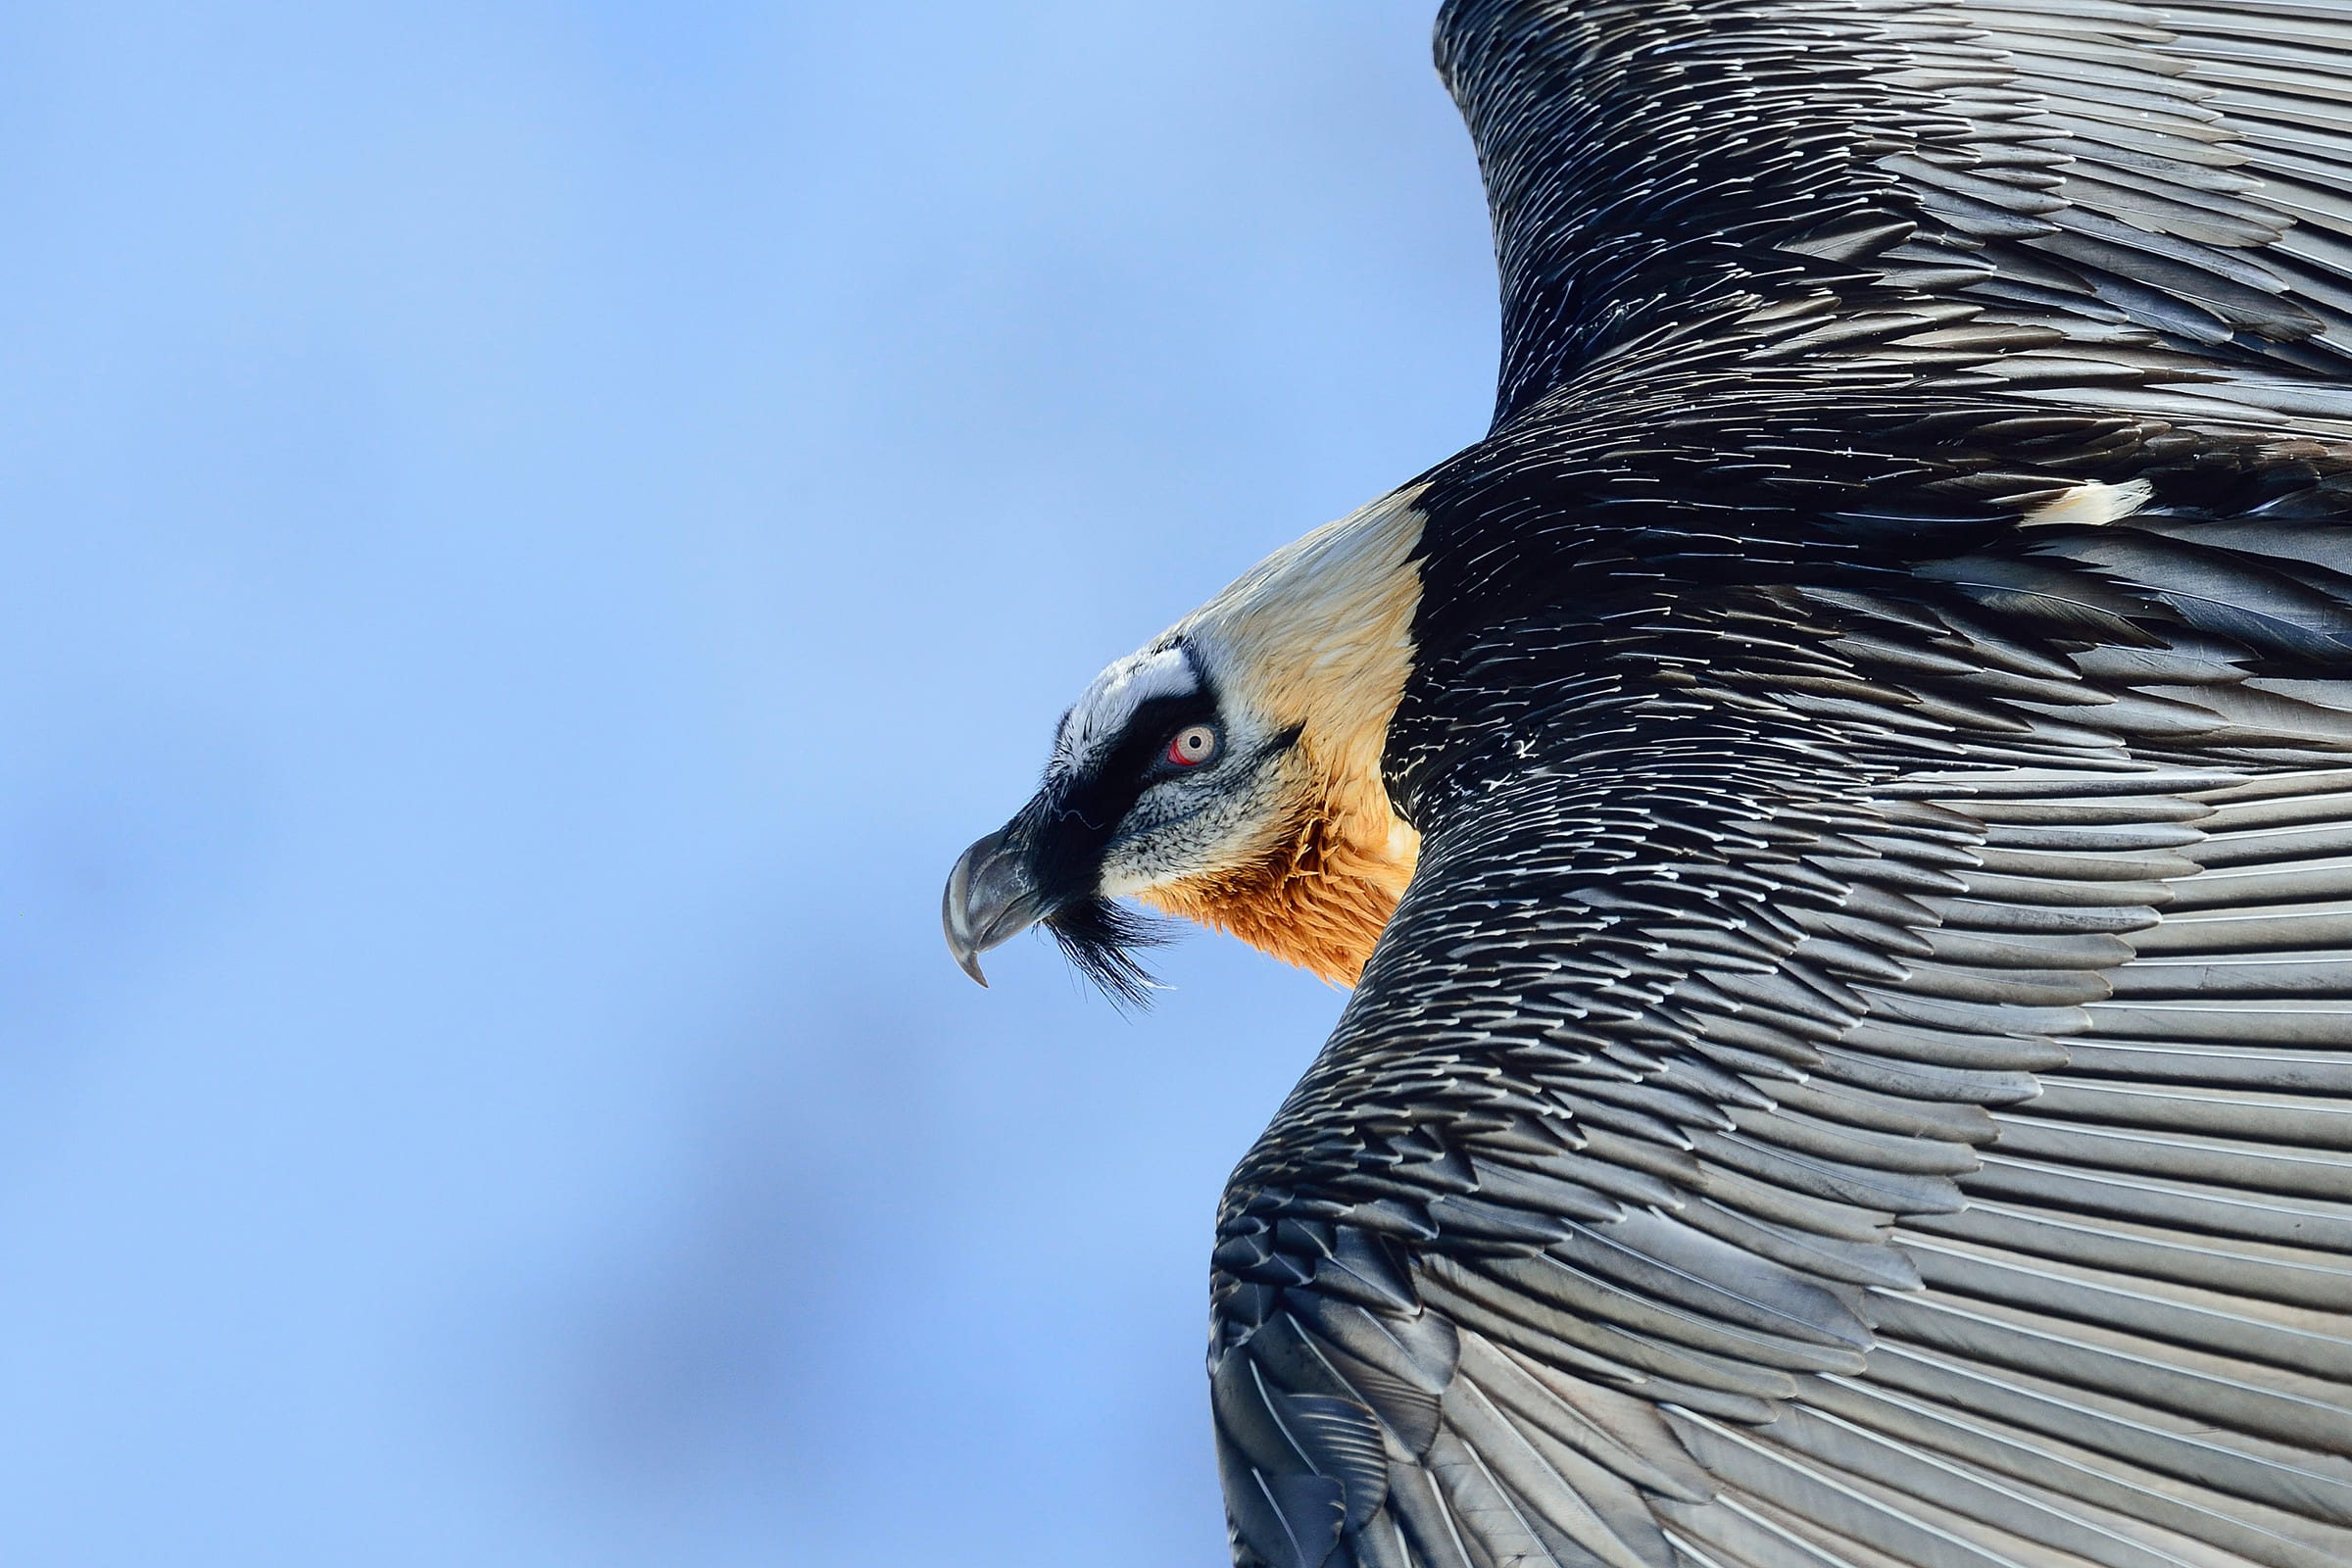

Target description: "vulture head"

left=943, top=487, right=1429, bottom=997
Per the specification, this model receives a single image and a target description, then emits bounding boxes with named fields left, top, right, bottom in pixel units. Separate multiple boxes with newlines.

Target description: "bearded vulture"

left=943, top=2, right=2352, bottom=1565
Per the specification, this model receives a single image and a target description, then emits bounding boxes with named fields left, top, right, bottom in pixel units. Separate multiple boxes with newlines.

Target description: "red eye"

left=1166, top=723, right=1219, bottom=767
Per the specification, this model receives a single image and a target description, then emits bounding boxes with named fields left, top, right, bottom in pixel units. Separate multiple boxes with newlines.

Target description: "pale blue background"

left=0, top=5, right=1494, bottom=1562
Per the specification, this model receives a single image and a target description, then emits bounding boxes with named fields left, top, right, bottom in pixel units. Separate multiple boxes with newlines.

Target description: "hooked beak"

left=943, top=823, right=1051, bottom=986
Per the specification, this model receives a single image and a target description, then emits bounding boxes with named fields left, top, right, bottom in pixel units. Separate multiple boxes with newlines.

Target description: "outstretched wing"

left=1210, top=553, right=2352, bottom=1568
left=1440, top=0, right=2352, bottom=431
left=1204, top=5, right=2352, bottom=1564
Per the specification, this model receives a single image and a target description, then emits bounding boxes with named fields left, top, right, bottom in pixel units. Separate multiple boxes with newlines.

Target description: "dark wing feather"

left=1206, top=4, right=2352, bottom=1563
left=1212, top=540, right=2352, bottom=1568
left=1438, top=0, right=2352, bottom=431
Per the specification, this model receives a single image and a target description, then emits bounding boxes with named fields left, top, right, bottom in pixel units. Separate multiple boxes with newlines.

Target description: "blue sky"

left=0, top=5, right=1494, bottom=1562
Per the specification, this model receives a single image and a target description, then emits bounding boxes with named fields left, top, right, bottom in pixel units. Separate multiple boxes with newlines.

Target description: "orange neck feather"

left=1139, top=795, right=1416, bottom=986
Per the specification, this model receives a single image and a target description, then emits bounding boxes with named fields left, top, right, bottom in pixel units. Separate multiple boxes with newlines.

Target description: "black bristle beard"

left=1046, top=898, right=1169, bottom=1008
